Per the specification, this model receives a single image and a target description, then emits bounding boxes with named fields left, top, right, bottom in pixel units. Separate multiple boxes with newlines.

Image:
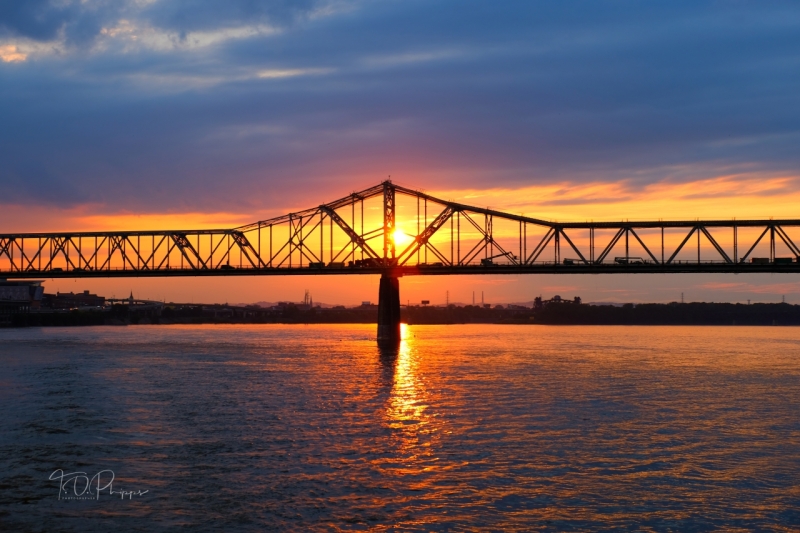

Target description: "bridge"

left=2, top=181, right=800, bottom=342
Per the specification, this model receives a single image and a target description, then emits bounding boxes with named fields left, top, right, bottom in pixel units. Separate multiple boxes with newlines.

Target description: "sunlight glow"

left=393, top=229, right=414, bottom=247
left=383, top=325, right=441, bottom=469
left=431, top=173, right=800, bottom=221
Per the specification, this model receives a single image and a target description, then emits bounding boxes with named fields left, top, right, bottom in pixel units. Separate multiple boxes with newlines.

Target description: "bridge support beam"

left=377, top=274, right=401, bottom=344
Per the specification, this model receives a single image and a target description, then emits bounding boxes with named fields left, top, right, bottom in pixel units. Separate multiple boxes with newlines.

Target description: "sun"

left=393, top=229, right=413, bottom=246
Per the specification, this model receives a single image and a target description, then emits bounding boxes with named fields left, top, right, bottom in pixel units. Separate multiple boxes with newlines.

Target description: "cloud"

left=0, top=0, right=800, bottom=223
left=0, top=0, right=78, bottom=42
left=360, top=49, right=465, bottom=68
left=4, top=1, right=800, bottom=306
left=0, top=0, right=336, bottom=59
left=430, top=173, right=800, bottom=222
left=257, top=67, right=333, bottom=79
left=697, top=281, right=800, bottom=295
left=0, top=0, right=124, bottom=47
left=0, top=44, right=25, bottom=62
left=141, top=0, right=325, bottom=34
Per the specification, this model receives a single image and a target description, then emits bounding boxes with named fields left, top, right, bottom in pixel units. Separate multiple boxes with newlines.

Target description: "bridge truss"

left=2, top=181, right=800, bottom=278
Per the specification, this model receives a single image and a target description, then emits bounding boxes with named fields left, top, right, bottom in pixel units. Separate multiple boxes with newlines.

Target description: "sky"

left=2, top=0, right=800, bottom=305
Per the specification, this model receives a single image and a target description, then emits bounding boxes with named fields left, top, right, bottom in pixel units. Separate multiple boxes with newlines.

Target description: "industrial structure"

left=0, top=279, right=44, bottom=325
left=2, top=181, right=800, bottom=343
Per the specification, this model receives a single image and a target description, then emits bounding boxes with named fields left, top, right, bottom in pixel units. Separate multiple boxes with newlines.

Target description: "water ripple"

left=1, top=324, right=799, bottom=531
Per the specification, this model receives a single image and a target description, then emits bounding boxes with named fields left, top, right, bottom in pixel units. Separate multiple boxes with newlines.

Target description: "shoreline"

left=5, top=301, right=800, bottom=328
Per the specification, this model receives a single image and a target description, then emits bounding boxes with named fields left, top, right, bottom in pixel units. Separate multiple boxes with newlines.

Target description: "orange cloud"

left=0, top=44, right=26, bottom=63
left=429, top=173, right=800, bottom=222
left=0, top=204, right=252, bottom=233
left=77, top=212, right=253, bottom=232
left=3, top=172, right=799, bottom=246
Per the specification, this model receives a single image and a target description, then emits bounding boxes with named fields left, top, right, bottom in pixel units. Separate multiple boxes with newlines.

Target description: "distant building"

left=0, top=280, right=44, bottom=324
left=43, top=290, right=105, bottom=309
left=534, top=295, right=582, bottom=309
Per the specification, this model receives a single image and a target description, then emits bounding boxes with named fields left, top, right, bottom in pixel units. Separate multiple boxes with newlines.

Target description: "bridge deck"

left=2, top=262, right=799, bottom=279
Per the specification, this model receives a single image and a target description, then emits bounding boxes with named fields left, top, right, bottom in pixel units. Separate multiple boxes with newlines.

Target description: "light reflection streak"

left=382, top=324, right=440, bottom=470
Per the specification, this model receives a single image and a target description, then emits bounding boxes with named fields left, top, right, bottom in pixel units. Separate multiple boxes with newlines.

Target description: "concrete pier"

left=377, top=274, right=401, bottom=344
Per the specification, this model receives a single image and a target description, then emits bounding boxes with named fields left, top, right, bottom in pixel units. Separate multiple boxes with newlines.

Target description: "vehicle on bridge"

left=480, top=252, right=518, bottom=266
left=615, top=257, right=646, bottom=265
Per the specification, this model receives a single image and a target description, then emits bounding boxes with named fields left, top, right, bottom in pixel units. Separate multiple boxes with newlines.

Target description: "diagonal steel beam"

left=425, top=241, right=450, bottom=265
left=739, top=226, right=769, bottom=263
left=526, top=228, right=555, bottom=264
left=629, top=228, right=660, bottom=264
left=774, top=225, right=800, bottom=257
left=43, top=237, right=79, bottom=271
left=0, top=238, right=13, bottom=269
left=397, top=206, right=454, bottom=265
left=320, top=205, right=382, bottom=261
left=231, top=231, right=262, bottom=269
left=0, top=238, right=33, bottom=272
left=171, top=233, right=207, bottom=270
left=155, top=239, right=178, bottom=270
left=699, top=226, right=732, bottom=263
left=461, top=237, right=488, bottom=265
left=97, top=236, right=125, bottom=271
left=666, top=227, right=698, bottom=264
left=559, top=228, right=588, bottom=264
left=122, top=236, right=149, bottom=270
left=23, top=238, right=48, bottom=271
left=596, top=228, right=625, bottom=264
left=83, top=236, right=108, bottom=271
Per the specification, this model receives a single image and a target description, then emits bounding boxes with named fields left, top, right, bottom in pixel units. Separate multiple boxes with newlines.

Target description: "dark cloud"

left=0, top=0, right=120, bottom=45
left=0, top=0, right=323, bottom=46
left=142, top=0, right=323, bottom=33
left=1, top=0, right=800, bottom=215
left=0, top=0, right=78, bottom=41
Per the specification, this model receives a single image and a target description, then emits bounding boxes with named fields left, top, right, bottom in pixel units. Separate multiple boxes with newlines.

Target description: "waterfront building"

left=0, top=280, right=45, bottom=324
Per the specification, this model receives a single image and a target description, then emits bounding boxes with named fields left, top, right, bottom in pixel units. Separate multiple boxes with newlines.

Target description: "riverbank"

left=5, top=302, right=800, bottom=327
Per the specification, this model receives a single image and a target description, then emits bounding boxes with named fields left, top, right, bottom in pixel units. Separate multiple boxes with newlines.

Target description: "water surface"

left=1, top=324, right=799, bottom=531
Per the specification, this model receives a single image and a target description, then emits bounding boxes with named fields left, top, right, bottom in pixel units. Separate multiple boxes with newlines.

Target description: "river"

left=1, top=324, right=799, bottom=531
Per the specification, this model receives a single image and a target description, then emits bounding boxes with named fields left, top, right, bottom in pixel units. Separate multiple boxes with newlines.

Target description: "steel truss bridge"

left=2, top=181, right=800, bottom=278
left=3, top=180, right=798, bottom=342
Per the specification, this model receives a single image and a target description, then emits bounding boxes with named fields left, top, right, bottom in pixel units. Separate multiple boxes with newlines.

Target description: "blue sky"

left=2, top=1, right=800, bottom=304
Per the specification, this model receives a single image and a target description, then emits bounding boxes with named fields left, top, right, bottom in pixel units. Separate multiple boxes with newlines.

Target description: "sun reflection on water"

left=383, top=324, right=440, bottom=471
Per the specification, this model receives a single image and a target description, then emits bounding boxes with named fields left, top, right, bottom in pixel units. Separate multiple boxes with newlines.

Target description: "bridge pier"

left=377, top=274, right=401, bottom=344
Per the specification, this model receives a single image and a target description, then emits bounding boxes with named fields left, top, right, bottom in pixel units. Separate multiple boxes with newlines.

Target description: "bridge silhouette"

left=2, top=181, right=800, bottom=342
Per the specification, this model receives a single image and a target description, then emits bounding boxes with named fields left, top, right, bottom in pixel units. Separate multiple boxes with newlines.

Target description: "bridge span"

left=2, top=181, right=800, bottom=343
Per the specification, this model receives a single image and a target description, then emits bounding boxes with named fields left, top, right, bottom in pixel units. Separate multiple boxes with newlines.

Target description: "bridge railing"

left=3, top=258, right=800, bottom=278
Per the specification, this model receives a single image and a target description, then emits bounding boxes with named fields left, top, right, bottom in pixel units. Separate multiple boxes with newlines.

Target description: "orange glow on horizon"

left=0, top=206, right=255, bottom=234
left=3, top=172, right=799, bottom=234
left=429, top=173, right=800, bottom=223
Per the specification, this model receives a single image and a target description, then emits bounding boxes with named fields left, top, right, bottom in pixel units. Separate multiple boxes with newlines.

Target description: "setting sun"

left=393, top=229, right=414, bottom=247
